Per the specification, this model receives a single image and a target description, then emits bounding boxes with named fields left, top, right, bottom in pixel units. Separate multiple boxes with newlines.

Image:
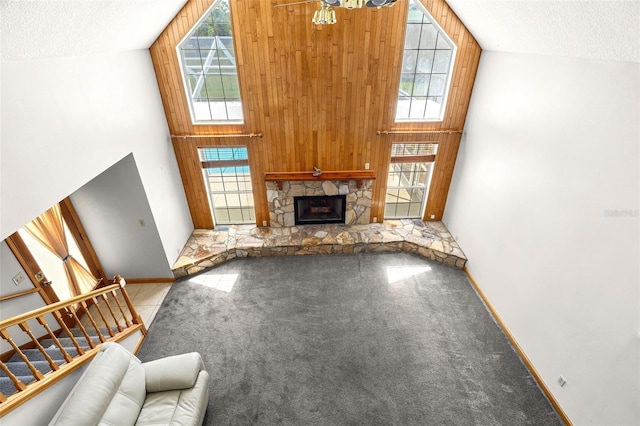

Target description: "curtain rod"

left=377, top=130, right=462, bottom=135
left=171, top=133, right=263, bottom=139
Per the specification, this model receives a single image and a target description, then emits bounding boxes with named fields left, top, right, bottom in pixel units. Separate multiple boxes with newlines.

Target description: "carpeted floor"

left=138, top=252, right=562, bottom=425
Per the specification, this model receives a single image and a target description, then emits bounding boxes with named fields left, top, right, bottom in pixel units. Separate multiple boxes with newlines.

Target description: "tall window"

left=18, top=204, right=96, bottom=301
left=178, top=0, right=243, bottom=123
left=199, top=147, right=255, bottom=224
left=396, top=0, right=456, bottom=122
left=385, top=143, right=437, bottom=219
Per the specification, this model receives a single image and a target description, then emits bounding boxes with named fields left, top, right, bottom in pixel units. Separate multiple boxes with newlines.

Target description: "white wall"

left=445, top=52, right=639, bottom=425
left=1, top=50, right=193, bottom=272
left=0, top=240, right=55, bottom=350
left=70, top=154, right=172, bottom=278
left=0, top=241, right=35, bottom=301
left=1, top=240, right=46, bottom=332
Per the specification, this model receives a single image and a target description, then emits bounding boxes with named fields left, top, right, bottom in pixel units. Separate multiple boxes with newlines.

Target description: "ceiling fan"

left=274, top=0, right=398, bottom=25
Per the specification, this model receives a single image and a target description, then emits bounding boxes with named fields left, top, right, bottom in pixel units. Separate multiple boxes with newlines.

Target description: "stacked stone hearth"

left=172, top=220, right=467, bottom=279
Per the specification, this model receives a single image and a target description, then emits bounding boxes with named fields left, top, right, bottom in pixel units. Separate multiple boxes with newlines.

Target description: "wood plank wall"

left=150, top=0, right=481, bottom=228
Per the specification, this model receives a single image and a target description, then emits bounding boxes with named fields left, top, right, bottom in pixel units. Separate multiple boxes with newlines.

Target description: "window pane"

left=432, top=50, right=452, bottom=73
left=178, top=0, right=243, bottom=124
left=386, top=143, right=437, bottom=219
left=425, top=97, right=443, bottom=117
left=405, top=24, right=422, bottom=49
left=420, top=24, right=438, bottom=49
left=428, top=75, right=446, bottom=96
left=436, top=35, right=451, bottom=50
left=407, top=3, right=424, bottom=23
left=417, top=50, right=435, bottom=73
left=409, top=98, right=427, bottom=118
left=395, top=0, right=456, bottom=122
left=395, top=203, right=410, bottom=217
left=199, top=147, right=255, bottom=224
left=401, top=50, right=418, bottom=73
left=412, top=74, right=430, bottom=97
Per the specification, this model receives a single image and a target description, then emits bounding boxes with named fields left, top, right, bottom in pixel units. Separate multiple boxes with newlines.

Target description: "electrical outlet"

left=373, top=217, right=377, bottom=223
left=430, top=214, right=435, bottom=219
left=262, top=220, right=267, bottom=226
left=364, top=163, right=370, bottom=170
left=12, top=272, right=25, bottom=286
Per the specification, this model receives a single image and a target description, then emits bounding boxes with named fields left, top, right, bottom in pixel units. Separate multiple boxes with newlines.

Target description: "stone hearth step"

left=172, top=220, right=467, bottom=279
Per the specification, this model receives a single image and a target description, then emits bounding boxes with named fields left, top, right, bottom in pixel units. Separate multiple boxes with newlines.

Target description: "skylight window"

left=395, top=0, right=457, bottom=122
left=178, top=0, right=243, bottom=123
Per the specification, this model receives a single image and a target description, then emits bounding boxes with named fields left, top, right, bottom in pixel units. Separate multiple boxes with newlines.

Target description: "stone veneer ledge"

left=172, top=220, right=467, bottom=279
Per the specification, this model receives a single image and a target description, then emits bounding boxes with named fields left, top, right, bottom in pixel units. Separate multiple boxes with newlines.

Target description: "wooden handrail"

left=0, top=288, right=41, bottom=302
left=0, top=278, right=146, bottom=414
left=0, top=284, right=120, bottom=330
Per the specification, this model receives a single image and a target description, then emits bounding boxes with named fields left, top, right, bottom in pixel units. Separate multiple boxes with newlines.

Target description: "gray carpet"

left=138, top=252, right=562, bottom=425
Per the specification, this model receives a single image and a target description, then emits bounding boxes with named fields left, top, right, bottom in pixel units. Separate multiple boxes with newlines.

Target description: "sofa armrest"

left=143, top=352, right=205, bottom=393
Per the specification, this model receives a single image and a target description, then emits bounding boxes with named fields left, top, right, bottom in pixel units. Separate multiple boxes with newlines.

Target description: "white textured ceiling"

left=446, top=0, right=640, bottom=63
left=1, top=0, right=188, bottom=62
left=1, top=0, right=638, bottom=62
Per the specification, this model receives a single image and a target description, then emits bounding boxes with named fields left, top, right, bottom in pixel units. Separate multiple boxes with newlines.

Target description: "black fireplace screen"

left=294, top=195, right=346, bottom=225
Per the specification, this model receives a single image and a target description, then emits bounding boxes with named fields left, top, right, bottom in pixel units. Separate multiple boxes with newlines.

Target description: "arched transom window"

left=396, top=0, right=457, bottom=122
left=177, top=0, right=243, bottom=124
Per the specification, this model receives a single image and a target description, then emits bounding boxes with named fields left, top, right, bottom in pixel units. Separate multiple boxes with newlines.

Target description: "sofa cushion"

left=49, top=342, right=146, bottom=426
left=136, top=370, right=210, bottom=426
left=143, top=352, right=204, bottom=393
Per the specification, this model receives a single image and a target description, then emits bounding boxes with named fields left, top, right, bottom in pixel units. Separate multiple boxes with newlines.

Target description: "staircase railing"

left=0, top=276, right=145, bottom=415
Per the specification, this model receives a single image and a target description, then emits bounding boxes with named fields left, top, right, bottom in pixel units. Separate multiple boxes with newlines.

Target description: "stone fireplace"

left=266, top=179, right=373, bottom=227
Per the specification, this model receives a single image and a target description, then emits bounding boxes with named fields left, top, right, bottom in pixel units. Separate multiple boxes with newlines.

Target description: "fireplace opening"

left=294, top=195, right=346, bottom=225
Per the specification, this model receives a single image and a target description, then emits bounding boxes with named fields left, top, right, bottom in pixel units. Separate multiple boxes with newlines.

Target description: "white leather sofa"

left=49, top=342, right=209, bottom=426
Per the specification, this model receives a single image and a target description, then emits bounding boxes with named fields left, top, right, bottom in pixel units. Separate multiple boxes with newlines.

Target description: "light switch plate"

left=12, top=272, right=25, bottom=286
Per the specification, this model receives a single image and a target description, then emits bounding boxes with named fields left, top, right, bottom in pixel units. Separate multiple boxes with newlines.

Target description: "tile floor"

left=125, top=283, right=172, bottom=327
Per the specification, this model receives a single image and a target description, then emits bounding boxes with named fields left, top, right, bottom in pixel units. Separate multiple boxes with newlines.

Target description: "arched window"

left=178, top=0, right=243, bottom=123
left=396, top=0, right=456, bottom=122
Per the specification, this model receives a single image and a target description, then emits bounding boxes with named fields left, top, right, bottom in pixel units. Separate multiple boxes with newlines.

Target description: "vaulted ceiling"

left=2, top=0, right=638, bottom=62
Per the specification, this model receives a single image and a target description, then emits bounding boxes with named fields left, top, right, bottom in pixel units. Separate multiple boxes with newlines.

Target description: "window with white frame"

left=385, top=143, right=437, bottom=219
left=199, top=147, right=255, bottom=224
left=178, top=0, right=243, bottom=123
left=396, top=0, right=456, bottom=122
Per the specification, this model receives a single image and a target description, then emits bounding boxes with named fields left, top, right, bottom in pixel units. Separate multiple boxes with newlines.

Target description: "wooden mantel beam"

left=264, top=170, right=376, bottom=182
left=264, top=170, right=376, bottom=190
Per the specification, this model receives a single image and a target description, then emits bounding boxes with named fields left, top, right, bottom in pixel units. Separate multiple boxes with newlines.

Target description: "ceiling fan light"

left=342, top=0, right=363, bottom=9
left=312, top=2, right=337, bottom=24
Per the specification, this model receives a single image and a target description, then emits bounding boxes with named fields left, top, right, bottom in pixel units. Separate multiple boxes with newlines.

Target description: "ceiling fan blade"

left=273, top=0, right=318, bottom=8
left=365, top=0, right=397, bottom=7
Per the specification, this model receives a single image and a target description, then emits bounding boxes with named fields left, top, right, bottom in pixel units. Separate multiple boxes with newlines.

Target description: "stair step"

left=2, top=360, right=60, bottom=377
left=68, top=326, right=118, bottom=338
left=0, top=325, right=122, bottom=398
left=7, top=347, right=80, bottom=363
left=40, top=336, right=99, bottom=349
left=0, top=375, right=37, bottom=397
